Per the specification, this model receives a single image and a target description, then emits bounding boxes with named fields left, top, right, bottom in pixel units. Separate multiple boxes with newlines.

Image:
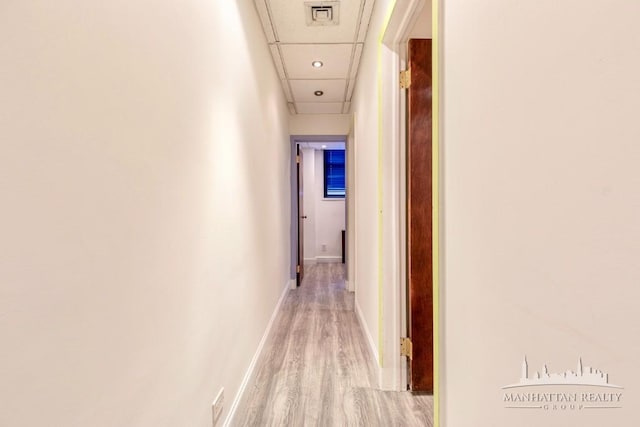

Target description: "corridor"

left=234, top=263, right=433, bottom=426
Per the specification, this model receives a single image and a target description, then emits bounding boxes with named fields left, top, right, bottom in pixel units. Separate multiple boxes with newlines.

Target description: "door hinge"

left=400, top=68, right=411, bottom=89
left=296, top=155, right=300, bottom=164
left=400, top=337, right=413, bottom=360
left=296, top=265, right=301, bottom=273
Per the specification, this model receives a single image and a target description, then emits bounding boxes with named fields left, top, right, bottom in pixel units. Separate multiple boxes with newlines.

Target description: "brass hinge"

left=400, top=337, right=413, bottom=360
left=400, top=68, right=411, bottom=89
left=296, top=265, right=301, bottom=273
left=296, top=155, right=300, bottom=164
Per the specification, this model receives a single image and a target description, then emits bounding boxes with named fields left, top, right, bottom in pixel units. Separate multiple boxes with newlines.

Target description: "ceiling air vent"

left=305, top=1, right=340, bottom=26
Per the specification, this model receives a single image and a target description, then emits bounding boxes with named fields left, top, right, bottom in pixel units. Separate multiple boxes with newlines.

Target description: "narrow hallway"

left=234, top=263, right=433, bottom=426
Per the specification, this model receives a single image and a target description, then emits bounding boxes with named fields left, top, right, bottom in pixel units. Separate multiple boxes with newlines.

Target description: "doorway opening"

left=377, top=0, right=437, bottom=397
left=290, top=135, right=350, bottom=290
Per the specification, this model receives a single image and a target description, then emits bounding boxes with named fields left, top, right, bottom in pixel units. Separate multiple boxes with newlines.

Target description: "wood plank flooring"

left=233, top=263, right=433, bottom=426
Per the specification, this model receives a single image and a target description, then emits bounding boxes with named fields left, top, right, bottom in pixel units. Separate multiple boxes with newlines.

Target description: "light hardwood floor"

left=233, top=263, right=433, bottom=426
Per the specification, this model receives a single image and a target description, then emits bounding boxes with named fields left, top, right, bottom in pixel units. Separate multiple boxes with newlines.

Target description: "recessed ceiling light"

left=322, top=145, right=327, bottom=149
left=314, top=90, right=324, bottom=96
left=312, top=60, right=324, bottom=68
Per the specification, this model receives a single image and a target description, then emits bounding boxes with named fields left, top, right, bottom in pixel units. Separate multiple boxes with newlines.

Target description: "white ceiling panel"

left=254, top=0, right=372, bottom=114
left=290, top=79, right=346, bottom=103
left=267, top=0, right=363, bottom=43
left=280, top=44, right=352, bottom=79
left=296, top=102, right=344, bottom=114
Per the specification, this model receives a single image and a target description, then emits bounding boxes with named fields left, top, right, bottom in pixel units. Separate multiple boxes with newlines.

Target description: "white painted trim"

left=378, top=0, right=427, bottom=392
left=305, top=256, right=343, bottom=264
left=291, top=135, right=349, bottom=299
left=346, top=277, right=355, bottom=293
left=223, top=280, right=290, bottom=427
left=379, top=42, right=402, bottom=389
left=289, top=279, right=296, bottom=290
left=346, top=119, right=356, bottom=294
left=384, top=0, right=427, bottom=49
left=315, top=256, right=342, bottom=263
left=355, top=299, right=379, bottom=367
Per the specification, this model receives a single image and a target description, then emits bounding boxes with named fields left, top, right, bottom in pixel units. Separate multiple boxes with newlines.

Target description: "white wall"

left=302, top=148, right=346, bottom=264
left=350, top=0, right=396, bottom=372
left=290, top=114, right=351, bottom=135
left=0, top=1, right=290, bottom=426
left=441, top=1, right=640, bottom=426
left=302, top=148, right=318, bottom=261
left=313, top=150, right=346, bottom=262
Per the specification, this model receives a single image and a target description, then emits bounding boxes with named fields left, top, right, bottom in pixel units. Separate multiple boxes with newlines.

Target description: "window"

left=323, top=149, right=345, bottom=198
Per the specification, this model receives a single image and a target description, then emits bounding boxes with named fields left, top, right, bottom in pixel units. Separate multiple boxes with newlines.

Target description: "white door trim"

left=378, top=0, right=426, bottom=391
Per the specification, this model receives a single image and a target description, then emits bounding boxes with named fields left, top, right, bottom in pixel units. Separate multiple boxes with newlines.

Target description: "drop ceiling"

left=254, top=0, right=375, bottom=114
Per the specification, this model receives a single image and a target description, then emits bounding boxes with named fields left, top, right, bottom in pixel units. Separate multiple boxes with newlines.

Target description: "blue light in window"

left=324, top=150, right=345, bottom=198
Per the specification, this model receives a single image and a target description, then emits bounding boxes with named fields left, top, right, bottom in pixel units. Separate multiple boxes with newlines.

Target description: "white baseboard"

left=223, top=280, right=290, bottom=427
left=289, top=278, right=296, bottom=289
left=304, top=256, right=342, bottom=265
left=355, top=299, right=379, bottom=368
left=315, top=256, right=342, bottom=263
left=345, top=279, right=354, bottom=293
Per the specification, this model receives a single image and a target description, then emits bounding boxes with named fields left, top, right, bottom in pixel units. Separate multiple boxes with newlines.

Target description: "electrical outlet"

left=212, top=388, right=224, bottom=426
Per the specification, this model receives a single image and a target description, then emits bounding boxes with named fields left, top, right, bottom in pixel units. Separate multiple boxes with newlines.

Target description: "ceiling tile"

left=266, top=0, right=363, bottom=43
left=289, top=79, right=346, bottom=103
left=280, top=44, right=352, bottom=79
left=295, top=102, right=344, bottom=114
left=256, top=0, right=370, bottom=114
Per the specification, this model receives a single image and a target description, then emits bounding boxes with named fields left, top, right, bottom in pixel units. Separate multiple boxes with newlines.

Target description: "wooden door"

left=296, top=145, right=305, bottom=287
left=407, top=38, right=433, bottom=392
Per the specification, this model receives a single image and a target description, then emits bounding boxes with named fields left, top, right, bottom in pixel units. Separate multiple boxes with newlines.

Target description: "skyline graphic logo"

left=501, top=356, right=624, bottom=411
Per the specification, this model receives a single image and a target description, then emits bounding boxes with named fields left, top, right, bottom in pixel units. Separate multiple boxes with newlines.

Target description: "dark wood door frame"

left=407, top=38, right=434, bottom=392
